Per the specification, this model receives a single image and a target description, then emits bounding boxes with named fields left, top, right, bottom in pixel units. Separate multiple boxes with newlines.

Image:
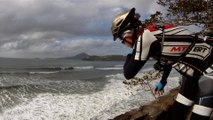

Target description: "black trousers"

left=172, top=73, right=213, bottom=120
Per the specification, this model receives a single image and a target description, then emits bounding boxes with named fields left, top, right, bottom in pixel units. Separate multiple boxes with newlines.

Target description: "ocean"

left=0, top=58, right=180, bottom=120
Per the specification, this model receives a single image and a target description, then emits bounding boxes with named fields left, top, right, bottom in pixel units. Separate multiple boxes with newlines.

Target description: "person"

left=111, top=8, right=213, bottom=120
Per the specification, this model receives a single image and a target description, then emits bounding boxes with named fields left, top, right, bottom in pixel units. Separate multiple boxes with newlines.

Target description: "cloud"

left=0, top=38, right=130, bottom=58
left=0, top=0, right=162, bottom=58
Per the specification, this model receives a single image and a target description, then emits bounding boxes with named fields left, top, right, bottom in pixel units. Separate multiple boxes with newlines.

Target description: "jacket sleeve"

left=123, top=53, right=146, bottom=79
left=160, top=65, right=172, bottom=85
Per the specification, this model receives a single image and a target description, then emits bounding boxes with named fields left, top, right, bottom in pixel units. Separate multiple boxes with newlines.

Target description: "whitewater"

left=0, top=68, right=180, bottom=120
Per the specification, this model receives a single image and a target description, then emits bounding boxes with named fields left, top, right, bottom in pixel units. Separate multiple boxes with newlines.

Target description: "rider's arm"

left=123, top=53, right=146, bottom=79
left=155, top=65, right=172, bottom=96
left=123, top=39, right=161, bottom=80
left=160, top=65, right=172, bottom=85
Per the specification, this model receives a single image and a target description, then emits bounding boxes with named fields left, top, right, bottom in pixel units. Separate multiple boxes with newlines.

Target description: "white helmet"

left=111, top=8, right=135, bottom=41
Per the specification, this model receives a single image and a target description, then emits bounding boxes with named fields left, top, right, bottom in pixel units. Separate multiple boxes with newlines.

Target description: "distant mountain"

left=63, top=53, right=126, bottom=61
left=71, top=53, right=90, bottom=59
left=83, top=55, right=126, bottom=61
left=62, top=53, right=90, bottom=59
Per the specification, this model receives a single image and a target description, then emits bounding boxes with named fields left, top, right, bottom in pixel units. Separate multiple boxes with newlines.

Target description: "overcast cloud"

left=0, top=0, right=163, bottom=58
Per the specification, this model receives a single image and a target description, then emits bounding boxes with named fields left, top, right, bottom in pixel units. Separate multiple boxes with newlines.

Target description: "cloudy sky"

left=0, top=0, right=164, bottom=58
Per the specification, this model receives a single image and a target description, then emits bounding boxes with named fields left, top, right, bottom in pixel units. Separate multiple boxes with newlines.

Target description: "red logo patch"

left=170, top=46, right=188, bottom=52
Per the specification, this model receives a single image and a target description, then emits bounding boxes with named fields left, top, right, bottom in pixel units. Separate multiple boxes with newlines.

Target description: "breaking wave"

left=0, top=65, right=123, bottom=75
left=73, top=66, right=94, bottom=70
left=0, top=68, right=181, bottom=120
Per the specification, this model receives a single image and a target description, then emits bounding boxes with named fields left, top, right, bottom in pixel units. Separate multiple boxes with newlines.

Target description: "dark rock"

left=112, top=87, right=213, bottom=120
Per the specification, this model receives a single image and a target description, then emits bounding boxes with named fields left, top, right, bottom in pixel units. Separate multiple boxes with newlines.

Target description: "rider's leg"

left=171, top=74, right=200, bottom=120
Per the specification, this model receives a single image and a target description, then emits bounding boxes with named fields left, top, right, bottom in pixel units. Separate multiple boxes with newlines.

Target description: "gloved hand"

left=154, top=82, right=166, bottom=97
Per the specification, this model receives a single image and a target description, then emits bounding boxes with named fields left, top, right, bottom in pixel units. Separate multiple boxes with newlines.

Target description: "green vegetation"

left=144, top=0, right=212, bottom=28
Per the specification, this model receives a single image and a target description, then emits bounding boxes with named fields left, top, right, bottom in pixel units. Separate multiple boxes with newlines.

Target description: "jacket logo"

left=170, top=46, right=188, bottom=52
left=162, top=45, right=189, bottom=56
left=162, top=42, right=191, bottom=56
left=186, top=43, right=212, bottom=60
left=192, top=46, right=208, bottom=53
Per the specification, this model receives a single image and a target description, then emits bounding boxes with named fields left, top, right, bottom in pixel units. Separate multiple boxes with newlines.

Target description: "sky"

left=0, top=0, right=165, bottom=58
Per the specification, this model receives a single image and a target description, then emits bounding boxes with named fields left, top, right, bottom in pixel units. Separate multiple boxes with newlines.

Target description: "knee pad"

left=192, top=104, right=212, bottom=117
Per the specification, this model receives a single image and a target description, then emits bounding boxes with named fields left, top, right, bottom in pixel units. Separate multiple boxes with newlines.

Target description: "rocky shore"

left=112, top=87, right=213, bottom=120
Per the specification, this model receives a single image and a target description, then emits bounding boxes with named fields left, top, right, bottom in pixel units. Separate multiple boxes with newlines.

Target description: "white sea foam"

left=2, top=70, right=180, bottom=120
left=96, top=64, right=123, bottom=70
left=29, top=71, right=60, bottom=74
left=74, top=66, right=94, bottom=70
left=96, top=67, right=123, bottom=70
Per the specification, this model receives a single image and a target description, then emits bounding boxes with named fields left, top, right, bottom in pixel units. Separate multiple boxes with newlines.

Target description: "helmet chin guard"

left=111, top=8, right=135, bottom=41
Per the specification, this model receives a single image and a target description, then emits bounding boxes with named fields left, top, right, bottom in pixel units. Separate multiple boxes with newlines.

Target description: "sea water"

left=0, top=58, right=180, bottom=120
